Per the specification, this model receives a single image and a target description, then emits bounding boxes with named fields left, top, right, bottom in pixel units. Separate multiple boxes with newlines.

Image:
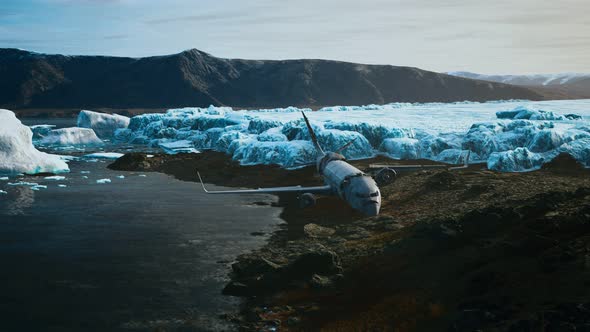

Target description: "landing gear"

left=299, top=193, right=317, bottom=208
left=375, top=168, right=397, bottom=186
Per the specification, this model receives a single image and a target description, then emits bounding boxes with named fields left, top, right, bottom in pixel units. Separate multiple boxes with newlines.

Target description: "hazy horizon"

left=1, top=0, right=589, bottom=75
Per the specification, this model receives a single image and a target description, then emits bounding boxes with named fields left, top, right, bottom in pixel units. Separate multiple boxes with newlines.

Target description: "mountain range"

left=0, top=48, right=569, bottom=110
left=448, top=71, right=590, bottom=99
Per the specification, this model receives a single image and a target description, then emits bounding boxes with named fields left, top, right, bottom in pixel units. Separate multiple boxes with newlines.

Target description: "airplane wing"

left=197, top=172, right=332, bottom=194
left=370, top=151, right=471, bottom=172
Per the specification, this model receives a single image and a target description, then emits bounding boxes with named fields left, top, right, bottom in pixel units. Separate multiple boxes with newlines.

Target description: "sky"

left=0, top=0, right=588, bottom=74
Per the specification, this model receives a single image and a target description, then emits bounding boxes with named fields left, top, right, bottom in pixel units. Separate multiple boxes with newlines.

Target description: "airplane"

left=197, top=112, right=471, bottom=216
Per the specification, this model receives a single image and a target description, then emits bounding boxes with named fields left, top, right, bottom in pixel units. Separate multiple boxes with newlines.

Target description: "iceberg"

left=0, top=109, right=70, bottom=175
left=40, top=128, right=103, bottom=146
left=77, top=110, right=130, bottom=138
left=96, top=178, right=111, bottom=184
left=84, top=152, right=125, bottom=159
left=30, top=124, right=56, bottom=139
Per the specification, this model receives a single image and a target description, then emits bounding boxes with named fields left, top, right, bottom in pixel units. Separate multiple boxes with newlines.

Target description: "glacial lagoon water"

left=0, top=119, right=282, bottom=331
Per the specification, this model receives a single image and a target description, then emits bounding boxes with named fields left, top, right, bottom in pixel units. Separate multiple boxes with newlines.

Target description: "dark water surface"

left=0, top=119, right=282, bottom=331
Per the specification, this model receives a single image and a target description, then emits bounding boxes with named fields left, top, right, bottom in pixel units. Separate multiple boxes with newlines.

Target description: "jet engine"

left=299, top=193, right=317, bottom=208
left=375, top=168, right=397, bottom=186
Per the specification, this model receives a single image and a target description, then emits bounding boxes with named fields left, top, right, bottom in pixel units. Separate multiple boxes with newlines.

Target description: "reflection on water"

left=1, top=186, right=35, bottom=216
left=0, top=148, right=282, bottom=331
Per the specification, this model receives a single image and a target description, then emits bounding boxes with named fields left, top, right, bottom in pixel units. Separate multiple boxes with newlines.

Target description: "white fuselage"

left=317, top=153, right=381, bottom=216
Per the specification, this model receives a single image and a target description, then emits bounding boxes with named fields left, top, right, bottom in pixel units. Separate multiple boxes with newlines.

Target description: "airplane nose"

left=361, top=201, right=380, bottom=216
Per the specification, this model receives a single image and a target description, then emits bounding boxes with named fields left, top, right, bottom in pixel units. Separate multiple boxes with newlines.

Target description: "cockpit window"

left=356, top=191, right=379, bottom=198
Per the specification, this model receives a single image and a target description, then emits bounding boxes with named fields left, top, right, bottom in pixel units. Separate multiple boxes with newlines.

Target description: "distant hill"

left=448, top=71, right=590, bottom=99
left=0, top=48, right=553, bottom=110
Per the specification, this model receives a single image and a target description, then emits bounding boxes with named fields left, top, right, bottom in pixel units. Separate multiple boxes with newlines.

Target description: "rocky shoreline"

left=109, top=152, right=590, bottom=331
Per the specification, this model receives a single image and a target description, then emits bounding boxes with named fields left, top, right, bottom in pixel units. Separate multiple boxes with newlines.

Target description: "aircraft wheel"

left=375, top=168, right=397, bottom=186
left=299, top=193, right=316, bottom=208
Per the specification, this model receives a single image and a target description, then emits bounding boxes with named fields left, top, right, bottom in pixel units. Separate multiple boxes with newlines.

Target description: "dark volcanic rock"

left=283, top=248, right=343, bottom=278
left=224, top=247, right=343, bottom=296
left=541, top=152, right=587, bottom=174
left=231, top=256, right=282, bottom=278
left=0, top=48, right=549, bottom=109
left=108, top=153, right=159, bottom=171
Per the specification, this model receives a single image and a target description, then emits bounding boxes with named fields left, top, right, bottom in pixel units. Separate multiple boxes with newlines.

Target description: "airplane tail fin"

left=301, top=111, right=326, bottom=156
left=463, top=150, right=471, bottom=166
left=336, top=137, right=357, bottom=153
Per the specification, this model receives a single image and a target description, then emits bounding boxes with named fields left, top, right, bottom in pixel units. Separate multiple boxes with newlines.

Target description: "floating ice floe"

left=108, top=101, right=590, bottom=171
left=0, top=110, right=70, bottom=175
left=44, top=175, right=66, bottom=180
left=80, top=171, right=91, bottom=174
left=96, top=179, right=111, bottom=184
left=116, top=175, right=125, bottom=179
left=77, top=110, right=130, bottom=138
left=7, top=181, right=47, bottom=191
left=58, top=155, right=79, bottom=161
left=0, top=177, right=8, bottom=181
left=0, top=190, right=7, bottom=194
left=40, top=127, right=103, bottom=146
left=58, top=184, right=67, bottom=188
left=84, top=152, right=125, bottom=159
left=7, top=181, right=39, bottom=186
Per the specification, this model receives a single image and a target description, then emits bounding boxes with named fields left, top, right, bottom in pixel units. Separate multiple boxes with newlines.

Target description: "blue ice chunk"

left=248, top=118, right=282, bottom=134
left=324, top=122, right=407, bottom=147
left=232, top=140, right=317, bottom=167
left=317, top=130, right=373, bottom=159
left=496, top=106, right=579, bottom=121
left=77, top=110, right=130, bottom=138
left=487, top=147, right=547, bottom=172
left=380, top=138, right=421, bottom=159
left=258, top=128, right=288, bottom=142
left=436, top=149, right=477, bottom=164
left=558, top=138, right=590, bottom=166
left=418, top=134, right=462, bottom=158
